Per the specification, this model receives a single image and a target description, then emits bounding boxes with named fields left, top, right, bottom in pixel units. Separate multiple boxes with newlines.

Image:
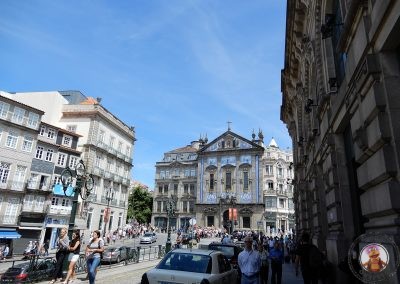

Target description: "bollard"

left=136, top=247, right=140, bottom=263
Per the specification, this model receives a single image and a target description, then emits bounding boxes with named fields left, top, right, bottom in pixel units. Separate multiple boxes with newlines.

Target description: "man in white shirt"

left=238, top=236, right=261, bottom=284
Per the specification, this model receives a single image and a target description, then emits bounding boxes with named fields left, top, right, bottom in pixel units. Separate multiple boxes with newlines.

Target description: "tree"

left=127, top=184, right=153, bottom=224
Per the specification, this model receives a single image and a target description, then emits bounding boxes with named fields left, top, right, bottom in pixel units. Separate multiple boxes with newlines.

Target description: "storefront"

left=0, top=229, right=21, bottom=256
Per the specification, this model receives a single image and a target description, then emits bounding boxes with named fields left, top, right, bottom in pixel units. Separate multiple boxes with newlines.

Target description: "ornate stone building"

left=262, top=138, right=294, bottom=235
left=282, top=0, right=400, bottom=282
left=196, top=130, right=265, bottom=232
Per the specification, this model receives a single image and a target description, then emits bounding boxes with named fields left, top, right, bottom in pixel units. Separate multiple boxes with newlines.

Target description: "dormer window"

left=62, top=135, right=72, bottom=147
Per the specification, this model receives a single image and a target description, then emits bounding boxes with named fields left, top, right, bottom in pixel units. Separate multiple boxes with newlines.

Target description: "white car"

left=141, top=249, right=239, bottom=284
left=140, top=232, right=157, bottom=244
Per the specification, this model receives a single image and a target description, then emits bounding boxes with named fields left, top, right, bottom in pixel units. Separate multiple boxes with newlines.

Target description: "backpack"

left=308, top=244, right=323, bottom=269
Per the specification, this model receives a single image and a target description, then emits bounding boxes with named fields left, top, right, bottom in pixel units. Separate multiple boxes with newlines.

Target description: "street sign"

left=189, top=218, right=196, bottom=225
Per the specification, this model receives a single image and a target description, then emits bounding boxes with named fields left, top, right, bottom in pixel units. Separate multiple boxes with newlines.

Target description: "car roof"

left=171, top=249, right=217, bottom=256
left=208, top=242, right=238, bottom=247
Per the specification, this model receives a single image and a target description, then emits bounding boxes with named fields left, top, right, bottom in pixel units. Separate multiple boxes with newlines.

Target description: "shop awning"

left=0, top=230, right=22, bottom=239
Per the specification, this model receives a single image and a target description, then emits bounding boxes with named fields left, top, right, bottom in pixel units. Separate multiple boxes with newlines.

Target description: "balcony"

left=113, top=175, right=122, bottom=183
left=21, top=205, right=46, bottom=214
left=48, top=205, right=72, bottom=215
left=111, top=199, right=117, bottom=206
left=104, top=171, right=112, bottom=179
left=0, top=179, right=27, bottom=192
left=2, top=111, right=39, bottom=130
left=122, top=178, right=130, bottom=186
left=26, top=181, right=52, bottom=192
left=119, top=200, right=126, bottom=207
left=93, top=167, right=105, bottom=177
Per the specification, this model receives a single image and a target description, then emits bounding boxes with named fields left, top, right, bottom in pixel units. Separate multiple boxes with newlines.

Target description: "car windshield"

left=143, top=233, right=153, bottom=237
left=209, top=245, right=235, bottom=258
left=157, top=252, right=212, bottom=274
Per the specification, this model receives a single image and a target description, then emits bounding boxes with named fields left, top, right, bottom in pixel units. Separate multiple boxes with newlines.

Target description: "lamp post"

left=103, top=188, right=115, bottom=238
left=165, top=198, right=176, bottom=253
left=60, top=160, right=94, bottom=237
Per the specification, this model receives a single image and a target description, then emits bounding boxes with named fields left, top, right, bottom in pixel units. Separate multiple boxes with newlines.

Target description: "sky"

left=0, top=1, right=290, bottom=189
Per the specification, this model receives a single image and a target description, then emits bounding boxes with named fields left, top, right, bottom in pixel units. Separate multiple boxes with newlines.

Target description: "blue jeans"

left=87, top=257, right=101, bottom=284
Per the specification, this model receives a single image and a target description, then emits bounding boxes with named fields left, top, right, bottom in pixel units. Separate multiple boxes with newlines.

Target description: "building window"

left=190, top=169, right=196, bottom=176
left=22, top=136, right=33, bottom=152
left=6, top=131, right=18, bottom=148
left=0, top=162, right=11, bottom=184
left=67, top=125, right=77, bottom=133
left=51, top=197, right=58, bottom=206
left=184, top=169, right=190, bottom=177
left=0, top=101, right=10, bottom=118
left=99, top=130, right=105, bottom=142
left=266, top=165, right=273, bottom=175
left=126, top=146, right=130, bottom=156
left=288, top=199, right=294, bottom=210
left=109, top=136, right=115, bottom=148
left=87, top=211, right=92, bottom=229
left=27, top=112, right=39, bottom=128
left=266, top=197, right=277, bottom=208
left=190, top=184, right=195, bottom=195
left=163, top=201, right=167, bottom=212
left=39, top=125, right=46, bottom=136
left=12, top=107, right=24, bottom=124
left=267, top=181, right=274, bottom=190
left=157, top=201, right=161, bottom=212
left=62, top=135, right=72, bottom=147
left=47, top=128, right=56, bottom=139
left=243, top=217, right=251, bottom=228
left=3, top=198, right=19, bottom=224
left=277, top=167, right=283, bottom=178
left=35, top=146, right=44, bottom=159
left=278, top=198, right=285, bottom=208
left=173, top=184, right=178, bottom=195
left=13, top=165, right=26, bottom=189
left=158, top=185, right=163, bottom=194
left=69, top=156, right=78, bottom=169
left=95, top=155, right=101, bottom=167
left=45, top=149, right=54, bottom=162
left=183, top=184, right=188, bottom=194
left=243, top=171, right=249, bottom=190
left=210, top=173, right=214, bottom=190
left=189, top=201, right=194, bottom=213
left=118, top=141, right=123, bottom=152
left=163, top=184, right=168, bottom=194
left=225, top=172, right=232, bottom=190
left=57, top=153, right=66, bottom=166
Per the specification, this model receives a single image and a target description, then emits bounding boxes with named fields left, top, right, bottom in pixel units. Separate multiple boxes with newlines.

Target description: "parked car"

left=208, top=242, right=243, bottom=269
left=0, top=257, right=56, bottom=283
left=140, top=232, right=157, bottom=244
left=101, top=246, right=128, bottom=263
left=141, top=249, right=238, bottom=284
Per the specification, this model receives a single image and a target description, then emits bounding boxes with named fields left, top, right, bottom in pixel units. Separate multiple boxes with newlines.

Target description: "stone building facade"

left=153, top=129, right=266, bottom=233
left=262, top=138, right=294, bottom=235
left=281, top=0, right=400, bottom=282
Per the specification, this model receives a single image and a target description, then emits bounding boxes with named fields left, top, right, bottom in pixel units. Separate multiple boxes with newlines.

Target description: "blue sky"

left=0, top=1, right=290, bottom=188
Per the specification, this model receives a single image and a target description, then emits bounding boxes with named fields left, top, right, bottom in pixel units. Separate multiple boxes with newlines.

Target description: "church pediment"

left=200, top=131, right=264, bottom=153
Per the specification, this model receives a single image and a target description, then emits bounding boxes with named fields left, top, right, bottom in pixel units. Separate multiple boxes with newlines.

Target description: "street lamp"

left=103, top=188, right=115, bottom=238
left=165, top=198, right=176, bottom=253
left=60, top=160, right=94, bottom=236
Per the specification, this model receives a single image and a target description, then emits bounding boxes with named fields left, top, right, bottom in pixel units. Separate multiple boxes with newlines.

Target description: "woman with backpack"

left=85, top=230, right=104, bottom=284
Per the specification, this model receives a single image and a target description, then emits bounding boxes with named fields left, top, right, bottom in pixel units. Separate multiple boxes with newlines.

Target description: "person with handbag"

left=258, top=242, right=269, bottom=284
left=85, top=230, right=104, bottom=284
left=49, top=227, right=70, bottom=284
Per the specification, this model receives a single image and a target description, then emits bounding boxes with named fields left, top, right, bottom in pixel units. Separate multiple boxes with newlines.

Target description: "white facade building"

left=8, top=91, right=136, bottom=237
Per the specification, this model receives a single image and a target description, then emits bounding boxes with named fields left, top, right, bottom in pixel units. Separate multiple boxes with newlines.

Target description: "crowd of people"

left=235, top=231, right=329, bottom=284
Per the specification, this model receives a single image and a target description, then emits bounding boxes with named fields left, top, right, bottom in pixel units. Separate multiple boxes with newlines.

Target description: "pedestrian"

left=2, top=245, right=9, bottom=260
left=269, top=241, right=284, bottom=284
left=49, top=227, right=70, bottom=284
left=295, top=232, right=322, bottom=284
left=63, top=230, right=81, bottom=284
left=238, top=236, right=261, bottom=284
left=112, top=233, right=116, bottom=245
left=43, top=240, right=49, bottom=256
left=85, top=230, right=104, bottom=284
left=258, top=242, right=269, bottom=284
